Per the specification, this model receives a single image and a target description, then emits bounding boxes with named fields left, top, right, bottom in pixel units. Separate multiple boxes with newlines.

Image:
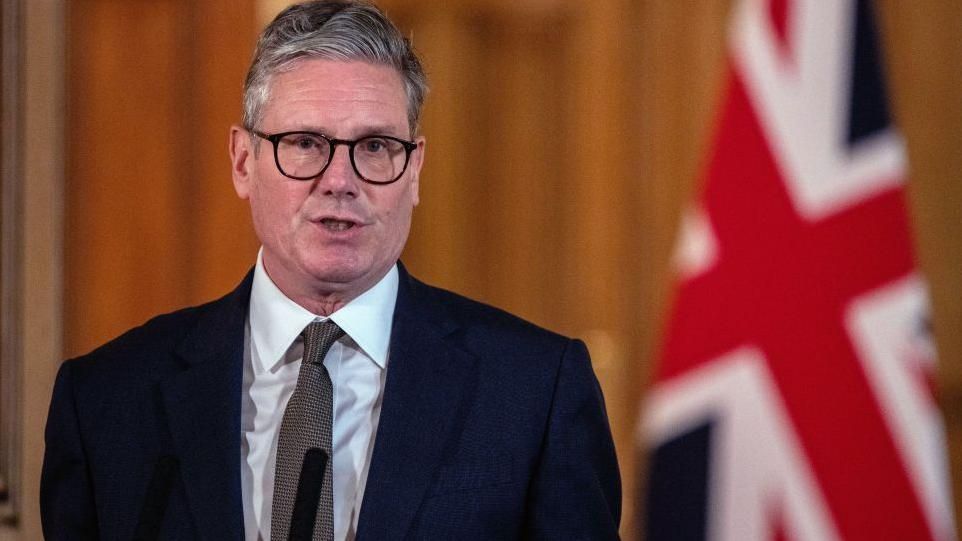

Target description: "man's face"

left=230, top=59, right=424, bottom=306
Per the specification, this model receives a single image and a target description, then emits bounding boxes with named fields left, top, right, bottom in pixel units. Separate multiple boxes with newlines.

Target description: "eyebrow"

left=280, top=124, right=408, bottom=139
left=357, top=125, right=410, bottom=139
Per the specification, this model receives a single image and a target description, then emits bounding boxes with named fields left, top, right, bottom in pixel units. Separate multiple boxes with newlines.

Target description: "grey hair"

left=243, top=0, right=428, bottom=135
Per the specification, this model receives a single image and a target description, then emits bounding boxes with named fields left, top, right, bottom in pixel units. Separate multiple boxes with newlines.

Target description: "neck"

left=260, top=254, right=386, bottom=317
left=296, top=296, right=347, bottom=317
left=271, top=273, right=356, bottom=317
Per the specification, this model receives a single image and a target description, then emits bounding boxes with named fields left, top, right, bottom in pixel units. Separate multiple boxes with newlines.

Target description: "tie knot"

left=302, top=320, right=345, bottom=365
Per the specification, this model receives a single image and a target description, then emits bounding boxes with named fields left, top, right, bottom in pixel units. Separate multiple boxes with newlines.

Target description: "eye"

left=294, top=135, right=321, bottom=150
left=279, top=133, right=326, bottom=153
left=359, top=137, right=388, bottom=153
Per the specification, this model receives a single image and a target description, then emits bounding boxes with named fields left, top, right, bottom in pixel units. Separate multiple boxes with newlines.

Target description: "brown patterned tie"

left=271, top=320, right=343, bottom=541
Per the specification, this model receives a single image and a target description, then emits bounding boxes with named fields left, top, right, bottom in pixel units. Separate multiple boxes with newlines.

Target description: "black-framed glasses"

left=250, top=129, right=418, bottom=185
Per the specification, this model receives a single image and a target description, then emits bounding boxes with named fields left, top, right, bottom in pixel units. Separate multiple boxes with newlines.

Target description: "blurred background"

left=1, top=0, right=959, bottom=539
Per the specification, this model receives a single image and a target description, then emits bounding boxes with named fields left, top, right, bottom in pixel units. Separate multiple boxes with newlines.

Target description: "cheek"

left=250, top=182, right=277, bottom=225
left=251, top=176, right=303, bottom=218
left=384, top=192, right=416, bottom=243
left=379, top=189, right=415, bottom=226
left=248, top=178, right=305, bottom=243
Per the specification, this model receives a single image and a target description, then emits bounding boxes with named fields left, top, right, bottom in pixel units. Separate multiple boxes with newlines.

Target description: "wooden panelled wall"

left=64, top=0, right=961, bottom=539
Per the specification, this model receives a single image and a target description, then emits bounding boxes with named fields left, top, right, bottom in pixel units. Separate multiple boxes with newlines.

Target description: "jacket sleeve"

left=522, top=338, right=622, bottom=539
left=40, top=361, right=100, bottom=539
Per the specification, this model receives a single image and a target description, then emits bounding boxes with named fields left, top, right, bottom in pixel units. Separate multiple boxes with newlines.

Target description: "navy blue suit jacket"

left=41, top=265, right=621, bottom=539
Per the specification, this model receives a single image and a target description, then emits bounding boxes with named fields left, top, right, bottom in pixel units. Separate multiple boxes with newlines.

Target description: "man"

left=41, top=1, right=621, bottom=539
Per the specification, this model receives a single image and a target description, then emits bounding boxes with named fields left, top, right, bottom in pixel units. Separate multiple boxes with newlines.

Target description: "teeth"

left=321, top=219, right=354, bottom=231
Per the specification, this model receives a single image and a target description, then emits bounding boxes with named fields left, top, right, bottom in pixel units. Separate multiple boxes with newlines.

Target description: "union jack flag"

left=640, top=0, right=956, bottom=540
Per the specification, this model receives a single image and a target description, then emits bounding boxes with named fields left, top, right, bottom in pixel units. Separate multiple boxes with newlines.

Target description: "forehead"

left=262, top=58, right=409, bottom=134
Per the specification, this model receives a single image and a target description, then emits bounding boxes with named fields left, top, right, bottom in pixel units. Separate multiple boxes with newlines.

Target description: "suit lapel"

left=160, top=271, right=252, bottom=540
left=356, top=266, right=478, bottom=540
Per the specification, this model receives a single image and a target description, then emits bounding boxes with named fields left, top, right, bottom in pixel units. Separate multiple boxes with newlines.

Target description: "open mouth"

left=319, top=218, right=356, bottom=232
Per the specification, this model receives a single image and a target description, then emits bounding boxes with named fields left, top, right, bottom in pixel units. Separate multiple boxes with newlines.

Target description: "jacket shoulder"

left=60, top=305, right=199, bottom=392
left=62, top=271, right=252, bottom=382
left=408, top=276, right=576, bottom=357
left=73, top=303, right=204, bottom=362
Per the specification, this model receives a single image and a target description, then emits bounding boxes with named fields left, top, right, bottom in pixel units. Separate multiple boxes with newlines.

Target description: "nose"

left=316, top=144, right=359, bottom=198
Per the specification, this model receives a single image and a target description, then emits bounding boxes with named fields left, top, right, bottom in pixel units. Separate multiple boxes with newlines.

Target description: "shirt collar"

left=248, top=249, right=398, bottom=373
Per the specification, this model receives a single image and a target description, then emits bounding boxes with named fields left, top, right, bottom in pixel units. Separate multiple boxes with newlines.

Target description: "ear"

left=407, top=136, right=426, bottom=207
left=229, top=125, right=255, bottom=200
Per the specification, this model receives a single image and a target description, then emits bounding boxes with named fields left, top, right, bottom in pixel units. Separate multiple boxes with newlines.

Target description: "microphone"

left=133, top=455, right=179, bottom=541
left=289, top=447, right=328, bottom=541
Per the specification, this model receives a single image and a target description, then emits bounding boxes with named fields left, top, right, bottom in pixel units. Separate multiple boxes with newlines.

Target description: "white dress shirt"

left=241, top=251, right=397, bottom=541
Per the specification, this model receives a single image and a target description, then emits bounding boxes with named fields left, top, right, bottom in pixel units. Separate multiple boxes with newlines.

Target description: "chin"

left=294, top=244, right=397, bottom=293
left=302, top=255, right=375, bottom=288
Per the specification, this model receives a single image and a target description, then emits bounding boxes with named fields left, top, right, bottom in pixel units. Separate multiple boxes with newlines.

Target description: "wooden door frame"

left=0, top=0, right=64, bottom=537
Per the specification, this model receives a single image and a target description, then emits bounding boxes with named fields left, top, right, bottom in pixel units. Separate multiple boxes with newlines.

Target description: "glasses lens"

left=353, top=137, right=410, bottom=183
left=276, top=133, right=331, bottom=179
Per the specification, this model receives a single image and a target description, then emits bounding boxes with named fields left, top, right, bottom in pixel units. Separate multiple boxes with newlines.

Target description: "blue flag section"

left=644, top=422, right=714, bottom=541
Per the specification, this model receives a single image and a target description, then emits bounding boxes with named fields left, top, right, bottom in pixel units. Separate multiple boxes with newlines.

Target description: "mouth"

left=317, top=217, right=361, bottom=232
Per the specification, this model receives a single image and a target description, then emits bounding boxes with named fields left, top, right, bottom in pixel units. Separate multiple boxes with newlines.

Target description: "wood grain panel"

left=184, top=3, right=260, bottom=299
left=66, top=0, right=257, bottom=358
left=877, top=0, right=962, bottom=531
left=67, top=0, right=192, bottom=356
left=387, top=5, right=489, bottom=298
